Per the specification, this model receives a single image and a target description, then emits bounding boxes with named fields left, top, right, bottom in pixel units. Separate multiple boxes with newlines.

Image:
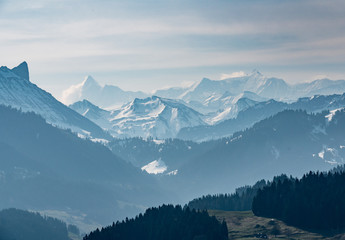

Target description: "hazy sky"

left=1, top=0, right=345, bottom=100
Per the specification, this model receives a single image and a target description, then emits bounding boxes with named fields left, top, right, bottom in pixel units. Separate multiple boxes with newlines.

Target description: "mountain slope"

left=175, top=110, right=344, bottom=199
left=110, top=109, right=345, bottom=202
left=0, top=105, right=173, bottom=232
left=70, top=96, right=206, bottom=139
left=0, top=62, right=110, bottom=140
left=0, top=208, right=71, bottom=240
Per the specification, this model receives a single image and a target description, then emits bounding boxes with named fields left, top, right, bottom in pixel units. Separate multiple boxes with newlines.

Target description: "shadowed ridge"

left=11, top=61, right=29, bottom=81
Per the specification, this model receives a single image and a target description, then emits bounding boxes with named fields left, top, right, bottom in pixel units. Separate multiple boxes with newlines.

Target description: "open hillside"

left=210, top=210, right=341, bottom=240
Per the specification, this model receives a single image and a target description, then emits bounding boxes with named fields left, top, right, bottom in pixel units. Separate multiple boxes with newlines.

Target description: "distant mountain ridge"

left=178, top=93, right=345, bottom=141
left=62, top=70, right=345, bottom=112
left=0, top=62, right=111, bottom=141
left=70, top=92, right=345, bottom=141
left=62, top=75, right=148, bottom=108
left=70, top=96, right=206, bottom=139
left=63, top=71, right=345, bottom=132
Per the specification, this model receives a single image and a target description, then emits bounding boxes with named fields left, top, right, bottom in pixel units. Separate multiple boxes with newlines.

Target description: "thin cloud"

left=1, top=0, right=345, bottom=98
left=220, top=72, right=246, bottom=80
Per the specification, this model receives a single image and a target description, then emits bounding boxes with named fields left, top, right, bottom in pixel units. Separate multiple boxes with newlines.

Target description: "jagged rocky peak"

left=11, top=61, right=30, bottom=81
left=0, top=61, right=30, bottom=81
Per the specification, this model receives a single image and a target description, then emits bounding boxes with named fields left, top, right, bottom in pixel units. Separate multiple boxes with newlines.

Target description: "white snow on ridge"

left=141, top=159, right=167, bottom=174
left=316, top=146, right=344, bottom=165
left=71, top=96, right=206, bottom=139
left=153, top=139, right=165, bottom=145
left=167, top=170, right=178, bottom=176
left=325, top=108, right=344, bottom=122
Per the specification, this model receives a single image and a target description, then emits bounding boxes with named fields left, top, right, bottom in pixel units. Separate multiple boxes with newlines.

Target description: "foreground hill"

left=0, top=105, right=172, bottom=232
left=0, top=208, right=74, bottom=240
left=84, top=205, right=228, bottom=240
left=210, top=210, right=332, bottom=240
left=253, top=171, right=345, bottom=230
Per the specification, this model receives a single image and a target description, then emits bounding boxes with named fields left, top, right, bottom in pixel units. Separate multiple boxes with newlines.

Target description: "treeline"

left=0, top=208, right=72, bottom=240
left=83, top=205, right=228, bottom=240
left=188, top=180, right=266, bottom=211
left=252, top=171, right=345, bottom=230
left=188, top=175, right=289, bottom=211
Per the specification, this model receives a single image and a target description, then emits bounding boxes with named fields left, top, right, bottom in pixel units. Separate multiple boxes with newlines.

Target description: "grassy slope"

left=210, top=210, right=345, bottom=240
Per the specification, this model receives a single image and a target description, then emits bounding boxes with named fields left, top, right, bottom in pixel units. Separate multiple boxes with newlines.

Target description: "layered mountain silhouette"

left=0, top=62, right=110, bottom=141
left=0, top=105, right=172, bottom=232
left=178, top=93, right=345, bottom=141
left=63, top=70, right=345, bottom=113
left=111, top=109, right=345, bottom=201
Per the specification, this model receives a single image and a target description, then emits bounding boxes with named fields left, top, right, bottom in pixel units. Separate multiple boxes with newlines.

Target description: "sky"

left=1, top=0, right=345, bottom=101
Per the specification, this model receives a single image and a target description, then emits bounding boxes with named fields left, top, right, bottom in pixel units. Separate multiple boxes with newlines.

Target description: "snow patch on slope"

left=141, top=159, right=167, bottom=174
left=325, top=108, right=344, bottom=122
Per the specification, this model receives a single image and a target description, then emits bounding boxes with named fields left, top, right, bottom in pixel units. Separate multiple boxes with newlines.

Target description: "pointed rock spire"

left=11, top=61, right=29, bottom=81
left=82, top=75, right=99, bottom=86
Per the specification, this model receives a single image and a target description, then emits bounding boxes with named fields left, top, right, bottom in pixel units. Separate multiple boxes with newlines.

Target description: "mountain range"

left=110, top=109, right=345, bottom=200
left=0, top=62, right=110, bottom=141
left=178, top=93, right=345, bottom=141
left=62, top=70, right=345, bottom=140
left=2, top=61, right=345, bottom=233
left=70, top=96, right=206, bottom=139
left=63, top=70, right=345, bottom=113
left=70, top=92, right=345, bottom=141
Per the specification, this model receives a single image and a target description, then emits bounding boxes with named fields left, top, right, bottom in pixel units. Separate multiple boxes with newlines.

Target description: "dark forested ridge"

left=187, top=180, right=267, bottom=211
left=83, top=205, right=228, bottom=240
left=252, top=170, right=345, bottom=230
left=187, top=175, right=291, bottom=211
left=0, top=208, right=73, bottom=240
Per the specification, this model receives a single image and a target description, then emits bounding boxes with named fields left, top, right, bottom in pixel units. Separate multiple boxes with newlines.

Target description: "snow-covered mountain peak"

left=82, top=75, right=101, bottom=89
left=124, top=96, right=166, bottom=117
left=70, top=96, right=206, bottom=139
left=62, top=75, right=148, bottom=107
